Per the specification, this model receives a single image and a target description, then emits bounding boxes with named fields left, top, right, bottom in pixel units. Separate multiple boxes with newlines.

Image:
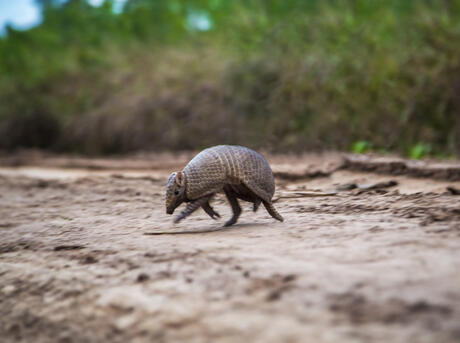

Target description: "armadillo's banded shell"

left=183, top=145, right=275, bottom=202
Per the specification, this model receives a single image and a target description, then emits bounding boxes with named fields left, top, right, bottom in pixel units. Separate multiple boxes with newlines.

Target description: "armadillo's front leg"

left=202, top=201, right=220, bottom=219
left=174, top=196, right=212, bottom=223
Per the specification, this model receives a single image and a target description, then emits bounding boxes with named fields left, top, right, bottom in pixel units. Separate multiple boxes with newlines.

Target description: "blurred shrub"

left=409, top=143, right=432, bottom=160
left=0, top=110, right=60, bottom=150
left=351, top=141, right=373, bottom=154
left=0, top=0, right=459, bottom=156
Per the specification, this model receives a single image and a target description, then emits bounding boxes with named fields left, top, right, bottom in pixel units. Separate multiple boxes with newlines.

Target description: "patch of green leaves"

left=409, top=143, right=432, bottom=159
left=351, top=141, right=373, bottom=154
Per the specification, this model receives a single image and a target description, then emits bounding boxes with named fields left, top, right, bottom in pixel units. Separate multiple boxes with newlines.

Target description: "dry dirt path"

left=0, top=154, right=459, bottom=343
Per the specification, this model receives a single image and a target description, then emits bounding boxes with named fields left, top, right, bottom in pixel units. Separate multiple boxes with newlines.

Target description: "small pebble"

left=137, top=273, right=149, bottom=282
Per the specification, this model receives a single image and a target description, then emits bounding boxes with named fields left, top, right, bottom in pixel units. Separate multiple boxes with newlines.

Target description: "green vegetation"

left=409, top=142, right=432, bottom=160
left=1, top=0, right=460, bottom=156
left=351, top=141, right=373, bottom=154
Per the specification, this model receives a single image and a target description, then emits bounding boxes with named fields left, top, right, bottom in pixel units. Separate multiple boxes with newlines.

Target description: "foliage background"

left=1, top=0, right=459, bottom=156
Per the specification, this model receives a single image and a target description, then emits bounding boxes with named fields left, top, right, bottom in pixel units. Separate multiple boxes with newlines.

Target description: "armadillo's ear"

left=175, top=171, right=185, bottom=187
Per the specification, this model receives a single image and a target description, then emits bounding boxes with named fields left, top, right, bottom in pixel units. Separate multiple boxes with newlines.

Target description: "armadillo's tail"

left=263, top=201, right=284, bottom=222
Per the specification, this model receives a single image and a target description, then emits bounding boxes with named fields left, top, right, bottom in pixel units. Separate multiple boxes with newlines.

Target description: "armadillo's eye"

left=174, top=190, right=179, bottom=195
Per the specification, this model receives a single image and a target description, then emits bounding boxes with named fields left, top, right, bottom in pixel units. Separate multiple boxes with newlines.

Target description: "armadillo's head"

left=165, top=171, right=186, bottom=215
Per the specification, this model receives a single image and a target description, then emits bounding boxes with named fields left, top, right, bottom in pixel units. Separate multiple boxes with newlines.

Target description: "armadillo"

left=165, top=145, right=283, bottom=226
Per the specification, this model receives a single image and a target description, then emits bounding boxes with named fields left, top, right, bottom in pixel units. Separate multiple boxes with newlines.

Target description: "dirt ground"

left=1, top=152, right=459, bottom=343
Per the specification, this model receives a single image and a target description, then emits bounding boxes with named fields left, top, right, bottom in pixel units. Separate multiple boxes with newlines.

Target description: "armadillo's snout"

left=166, top=198, right=175, bottom=214
left=166, top=198, right=182, bottom=215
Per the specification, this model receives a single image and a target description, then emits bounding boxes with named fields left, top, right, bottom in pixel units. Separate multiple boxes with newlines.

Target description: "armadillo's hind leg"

left=253, top=199, right=261, bottom=212
left=263, top=201, right=284, bottom=222
left=202, top=201, right=220, bottom=220
left=174, top=196, right=211, bottom=223
left=223, top=186, right=241, bottom=227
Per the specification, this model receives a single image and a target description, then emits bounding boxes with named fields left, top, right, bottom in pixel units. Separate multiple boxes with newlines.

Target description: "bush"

left=0, top=0, right=459, bottom=156
left=0, top=110, right=60, bottom=150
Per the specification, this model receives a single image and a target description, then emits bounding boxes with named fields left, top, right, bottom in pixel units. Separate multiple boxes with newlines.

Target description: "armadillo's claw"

left=210, top=212, right=220, bottom=220
left=210, top=211, right=221, bottom=220
left=202, top=202, right=220, bottom=220
left=224, top=217, right=237, bottom=227
left=173, top=212, right=186, bottom=223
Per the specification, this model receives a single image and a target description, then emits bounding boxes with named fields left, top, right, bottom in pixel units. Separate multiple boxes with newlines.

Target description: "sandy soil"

left=0, top=153, right=459, bottom=343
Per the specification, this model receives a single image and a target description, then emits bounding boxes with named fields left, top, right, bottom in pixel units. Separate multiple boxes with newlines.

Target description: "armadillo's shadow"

left=143, top=222, right=266, bottom=235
